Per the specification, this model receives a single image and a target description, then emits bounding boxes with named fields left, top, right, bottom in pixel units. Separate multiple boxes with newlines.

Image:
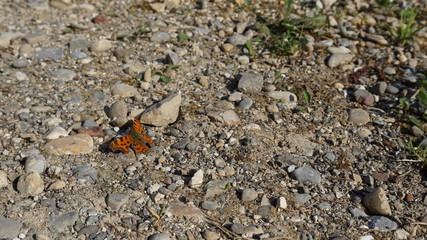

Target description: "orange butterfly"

left=109, top=119, right=154, bottom=154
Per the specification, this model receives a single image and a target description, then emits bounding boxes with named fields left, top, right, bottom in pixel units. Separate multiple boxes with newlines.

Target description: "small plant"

left=178, top=32, right=189, bottom=42
left=406, top=140, right=427, bottom=166
left=389, top=8, right=426, bottom=45
left=244, top=40, right=256, bottom=57
left=152, top=64, right=180, bottom=84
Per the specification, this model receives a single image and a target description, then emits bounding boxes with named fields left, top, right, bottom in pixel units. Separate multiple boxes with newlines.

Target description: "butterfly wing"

left=130, top=118, right=155, bottom=153
left=109, top=135, right=132, bottom=153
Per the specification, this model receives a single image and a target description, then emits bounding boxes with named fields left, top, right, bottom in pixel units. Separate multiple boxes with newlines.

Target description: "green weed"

left=406, top=140, right=427, bottom=166
left=389, top=8, right=426, bottom=45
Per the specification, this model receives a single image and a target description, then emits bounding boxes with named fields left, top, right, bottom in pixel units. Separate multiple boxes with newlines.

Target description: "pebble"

left=148, top=233, right=172, bottom=240
left=165, top=51, right=180, bottom=65
left=354, top=89, right=375, bottom=106
left=348, top=108, right=370, bottom=124
left=327, top=53, right=353, bottom=68
left=231, top=223, right=244, bottom=234
left=238, top=73, right=263, bottom=93
left=69, top=37, right=91, bottom=51
left=165, top=203, right=205, bottom=220
left=110, top=82, right=142, bottom=100
left=242, top=225, right=264, bottom=235
left=294, top=193, right=312, bottom=204
left=0, top=170, right=8, bottom=188
left=12, top=57, right=29, bottom=68
left=348, top=206, right=368, bottom=217
left=238, top=55, right=250, bottom=65
left=150, top=32, right=171, bottom=42
left=44, top=126, right=68, bottom=140
left=277, top=196, right=287, bottom=209
left=371, top=82, right=387, bottom=96
left=15, top=71, right=28, bottom=81
left=70, top=51, right=87, bottom=59
left=202, top=230, right=220, bottom=240
left=363, top=187, right=392, bottom=215
left=291, top=166, right=322, bottom=184
left=140, top=91, right=181, bottom=126
left=48, top=180, right=66, bottom=190
left=316, top=202, right=331, bottom=210
left=365, top=33, right=388, bottom=45
left=31, top=48, right=64, bottom=60
left=228, top=92, right=243, bottom=102
left=107, top=100, right=127, bottom=120
left=25, top=155, right=47, bottom=174
left=44, top=134, right=94, bottom=155
left=72, top=165, right=98, bottom=183
left=78, top=225, right=99, bottom=236
left=50, top=212, right=79, bottom=232
left=201, top=201, right=218, bottom=210
left=90, top=40, right=114, bottom=52
left=199, top=75, right=209, bottom=87
left=267, top=91, right=298, bottom=109
left=205, top=180, right=230, bottom=198
left=241, top=188, right=258, bottom=202
left=410, top=125, right=424, bottom=137
left=227, top=34, right=248, bottom=45
left=394, top=229, right=410, bottom=239
left=51, top=69, right=76, bottom=82
left=222, top=43, right=234, bottom=52
left=24, top=32, right=47, bottom=44
left=219, top=110, right=240, bottom=125
left=17, top=172, right=44, bottom=196
left=106, top=193, right=129, bottom=211
left=386, top=85, right=400, bottom=94
left=0, top=218, right=23, bottom=238
left=238, top=98, right=253, bottom=109
left=368, top=216, right=397, bottom=232
left=383, top=67, right=396, bottom=75
left=327, top=46, right=351, bottom=54
left=189, top=169, right=204, bottom=188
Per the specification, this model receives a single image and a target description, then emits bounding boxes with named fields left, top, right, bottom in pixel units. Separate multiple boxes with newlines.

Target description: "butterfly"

left=109, top=118, right=154, bottom=154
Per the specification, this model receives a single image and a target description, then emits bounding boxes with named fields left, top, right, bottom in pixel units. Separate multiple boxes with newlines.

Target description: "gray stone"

left=78, top=225, right=99, bottom=236
left=383, top=67, right=396, bottom=75
left=110, top=82, right=142, bottom=100
left=294, top=193, right=312, bottom=204
left=386, top=85, right=399, bottom=94
left=31, top=48, right=64, bottom=60
left=316, top=202, right=331, bottom=210
left=365, top=34, right=388, bottom=45
left=148, top=233, right=172, bottom=240
left=227, top=34, right=248, bottom=45
left=165, top=203, right=205, bottom=220
left=231, top=223, right=244, bottom=234
left=107, top=100, right=127, bottom=120
left=363, top=187, right=392, bottom=215
left=90, top=40, right=114, bottom=52
left=171, top=139, right=190, bottom=149
left=411, top=125, right=424, bottom=137
left=205, top=180, right=230, bottom=198
left=257, top=205, right=273, bottom=216
left=24, top=32, right=47, bottom=44
left=238, top=73, right=263, bottom=93
left=82, top=120, right=98, bottom=128
left=228, top=92, right=243, bottom=102
left=17, top=172, right=44, bottom=196
left=0, top=170, right=8, bottom=188
left=72, top=165, right=98, bottom=183
left=220, top=110, right=240, bottom=125
left=202, top=230, right=220, bottom=240
left=348, top=108, right=370, bottom=124
left=327, top=53, right=353, bottom=68
left=69, top=37, right=91, bottom=51
left=368, top=216, right=397, bottom=232
left=241, top=188, right=258, bottom=202
left=50, top=212, right=79, bottom=232
left=12, top=57, right=29, bottom=68
left=349, top=207, right=368, bottom=217
left=165, top=51, right=180, bottom=65
left=106, top=193, right=129, bottom=211
left=150, top=32, right=171, bottom=42
left=371, top=82, right=387, bottom=96
left=238, top=98, right=253, bottom=109
left=201, top=201, right=218, bottom=210
left=25, top=155, right=47, bottom=174
left=189, top=169, right=204, bottom=188
left=51, top=69, right=76, bottom=82
left=44, top=126, right=68, bottom=140
left=140, top=91, right=181, bottom=127
left=70, top=51, right=87, bottom=59
left=354, top=89, right=375, bottom=106
left=291, top=166, right=322, bottom=184
left=0, top=218, right=22, bottom=238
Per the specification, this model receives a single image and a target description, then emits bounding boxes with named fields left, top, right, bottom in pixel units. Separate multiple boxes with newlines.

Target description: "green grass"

left=407, top=140, right=427, bottom=166
left=388, top=8, right=426, bottom=45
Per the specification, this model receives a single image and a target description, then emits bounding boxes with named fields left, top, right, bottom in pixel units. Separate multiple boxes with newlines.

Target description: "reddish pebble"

left=405, top=193, right=414, bottom=202
left=77, top=126, right=105, bottom=137
left=92, top=14, right=108, bottom=24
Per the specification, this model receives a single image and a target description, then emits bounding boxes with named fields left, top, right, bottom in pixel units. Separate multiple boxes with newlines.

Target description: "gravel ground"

left=1, top=0, right=427, bottom=240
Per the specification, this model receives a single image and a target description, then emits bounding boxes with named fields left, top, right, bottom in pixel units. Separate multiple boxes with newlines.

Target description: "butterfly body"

left=109, top=119, right=154, bottom=154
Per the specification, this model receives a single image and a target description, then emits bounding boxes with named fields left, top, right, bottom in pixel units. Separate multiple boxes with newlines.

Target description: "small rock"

left=371, top=82, right=388, bottom=96
left=394, top=229, right=410, bottom=240
left=294, top=193, right=312, bottom=204
left=51, top=69, right=76, bottom=82
left=242, top=225, right=264, bottom=235
left=15, top=71, right=28, bottom=81
left=365, top=34, right=388, bottom=45
left=25, top=155, right=47, bottom=174
left=44, top=134, right=94, bottom=155
left=205, top=180, right=230, bottom=198
left=202, top=230, right=220, bottom=240
left=17, top=172, right=44, bottom=196
left=92, top=14, right=108, bottom=24
left=348, top=206, right=368, bottom=217
left=227, top=34, right=248, bottom=45
left=78, top=225, right=99, bottom=236
left=327, top=46, right=351, bottom=54
left=150, top=32, right=171, bottom=42
left=90, top=40, right=114, bottom=52
left=201, top=201, right=218, bottom=210
left=238, top=73, right=263, bottom=93
left=291, top=166, right=322, bottom=184
left=24, top=32, right=47, bottom=44
left=199, top=76, right=209, bottom=87
left=69, top=37, right=91, bottom=51
left=148, top=233, right=172, bottom=240
left=327, top=53, right=353, bottom=68
left=48, top=180, right=66, bottom=190
left=0, top=218, right=23, bottom=238
left=220, top=110, right=240, bottom=125
left=228, top=92, right=243, bottom=102
left=316, top=202, right=331, bottom=210
left=411, top=125, right=424, bottom=137
left=110, top=82, right=142, bottom=100
left=222, top=43, right=234, bottom=52
left=383, top=67, right=396, bottom=75
left=107, top=100, right=127, bottom=120
left=165, top=203, right=205, bottom=220
left=386, top=85, right=400, bottom=94
left=368, top=216, right=397, bottom=232
left=348, top=108, right=370, bottom=124
left=140, top=91, right=181, bottom=126
left=44, top=126, right=68, bottom=140
left=363, top=187, right=392, bottom=215
left=165, top=51, right=180, bottom=65
left=276, top=196, right=287, bottom=209
left=72, top=165, right=98, bottom=184
left=189, top=169, right=204, bottom=188
left=231, top=223, right=244, bottom=234
left=238, top=98, right=253, bottom=109
left=354, top=89, right=375, bottom=106
left=267, top=91, right=298, bottom=109
left=0, top=170, right=8, bottom=188
left=106, top=193, right=129, bottom=211
left=31, top=48, right=64, bottom=60
left=150, top=3, right=166, bottom=12
left=238, top=55, right=250, bottom=65
left=12, top=57, right=29, bottom=68
left=50, top=212, right=79, bottom=232
left=241, top=188, right=258, bottom=202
